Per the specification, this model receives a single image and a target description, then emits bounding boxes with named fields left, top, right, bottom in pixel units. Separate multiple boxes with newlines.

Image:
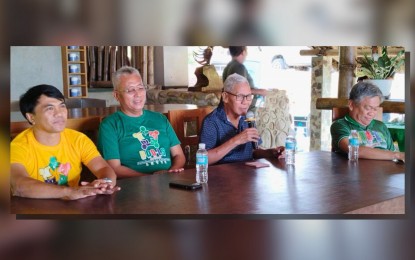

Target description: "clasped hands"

left=80, top=178, right=121, bottom=195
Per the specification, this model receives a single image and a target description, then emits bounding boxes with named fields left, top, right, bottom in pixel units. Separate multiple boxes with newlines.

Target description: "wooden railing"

left=316, top=98, right=404, bottom=113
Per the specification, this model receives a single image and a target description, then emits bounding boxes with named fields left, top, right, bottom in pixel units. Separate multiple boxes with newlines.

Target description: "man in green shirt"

left=330, top=82, right=405, bottom=161
left=98, top=66, right=185, bottom=178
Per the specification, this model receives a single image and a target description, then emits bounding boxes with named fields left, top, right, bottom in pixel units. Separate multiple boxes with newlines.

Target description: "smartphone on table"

left=169, top=180, right=202, bottom=190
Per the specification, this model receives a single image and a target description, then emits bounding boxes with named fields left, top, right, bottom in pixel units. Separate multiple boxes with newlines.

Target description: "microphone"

left=245, top=111, right=258, bottom=149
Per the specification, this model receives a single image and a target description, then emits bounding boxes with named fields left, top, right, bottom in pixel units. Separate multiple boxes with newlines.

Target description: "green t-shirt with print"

left=98, top=110, right=180, bottom=174
left=330, top=114, right=395, bottom=153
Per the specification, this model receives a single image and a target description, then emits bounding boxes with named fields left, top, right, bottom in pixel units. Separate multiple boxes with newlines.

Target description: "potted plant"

left=357, top=46, right=405, bottom=99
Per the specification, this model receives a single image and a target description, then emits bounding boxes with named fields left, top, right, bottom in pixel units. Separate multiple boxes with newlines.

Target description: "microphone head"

left=245, top=111, right=255, bottom=121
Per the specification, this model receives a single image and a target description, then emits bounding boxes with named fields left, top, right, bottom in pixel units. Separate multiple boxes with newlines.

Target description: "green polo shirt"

left=330, top=114, right=395, bottom=153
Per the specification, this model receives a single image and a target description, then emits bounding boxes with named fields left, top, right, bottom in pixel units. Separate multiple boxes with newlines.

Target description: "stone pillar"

left=310, top=56, right=333, bottom=151
left=256, top=89, right=291, bottom=148
left=338, top=46, right=356, bottom=98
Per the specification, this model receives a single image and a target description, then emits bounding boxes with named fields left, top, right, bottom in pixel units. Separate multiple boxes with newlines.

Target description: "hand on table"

left=80, top=178, right=121, bottom=195
left=273, top=146, right=285, bottom=159
left=168, top=168, right=184, bottom=173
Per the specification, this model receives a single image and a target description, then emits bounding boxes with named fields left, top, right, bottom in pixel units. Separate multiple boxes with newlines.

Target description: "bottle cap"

left=199, top=143, right=206, bottom=149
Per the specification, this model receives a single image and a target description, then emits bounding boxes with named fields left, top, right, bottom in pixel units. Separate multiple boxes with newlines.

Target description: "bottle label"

left=196, top=154, right=208, bottom=164
left=285, top=141, right=295, bottom=150
left=350, top=138, right=359, bottom=146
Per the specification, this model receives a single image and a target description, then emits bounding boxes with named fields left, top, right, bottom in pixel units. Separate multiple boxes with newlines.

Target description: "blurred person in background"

left=222, top=46, right=268, bottom=113
left=98, top=66, right=185, bottom=178
left=330, top=81, right=404, bottom=161
left=200, top=73, right=284, bottom=165
left=10, top=84, right=120, bottom=200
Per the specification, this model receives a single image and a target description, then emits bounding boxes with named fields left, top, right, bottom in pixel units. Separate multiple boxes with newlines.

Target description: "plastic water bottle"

left=196, top=143, right=208, bottom=184
left=285, top=131, right=296, bottom=165
left=348, top=130, right=359, bottom=162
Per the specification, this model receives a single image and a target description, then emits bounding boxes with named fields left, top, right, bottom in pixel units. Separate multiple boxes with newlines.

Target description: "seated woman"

left=330, top=81, right=405, bottom=161
left=98, top=66, right=185, bottom=178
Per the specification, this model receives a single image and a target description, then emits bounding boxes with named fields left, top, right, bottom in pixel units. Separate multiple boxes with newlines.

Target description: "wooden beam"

left=300, top=47, right=405, bottom=57
left=316, top=98, right=404, bottom=113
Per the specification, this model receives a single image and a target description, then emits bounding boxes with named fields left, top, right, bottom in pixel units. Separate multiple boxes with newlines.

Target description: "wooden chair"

left=11, top=116, right=102, bottom=143
left=167, top=107, right=213, bottom=168
left=332, top=107, right=383, bottom=121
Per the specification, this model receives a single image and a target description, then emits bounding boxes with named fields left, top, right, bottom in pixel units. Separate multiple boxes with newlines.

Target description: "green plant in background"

left=357, top=46, right=405, bottom=79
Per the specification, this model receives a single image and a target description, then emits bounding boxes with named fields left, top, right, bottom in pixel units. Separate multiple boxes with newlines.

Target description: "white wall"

left=11, top=46, right=63, bottom=101
left=10, top=46, right=190, bottom=103
left=163, top=46, right=188, bottom=86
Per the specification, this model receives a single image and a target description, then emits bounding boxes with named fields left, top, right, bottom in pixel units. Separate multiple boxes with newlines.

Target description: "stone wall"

left=256, top=89, right=291, bottom=148
left=146, top=88, right=221, bottom=106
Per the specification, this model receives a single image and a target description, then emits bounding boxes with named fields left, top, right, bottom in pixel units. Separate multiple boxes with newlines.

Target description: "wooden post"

left=338, top=46, right=356, bottom=98
left=103, top=46, right=109, bottom=81
left=141, top=46, right=148, bottom=85
left=148, top=46, right=154, bottom=85
left=110, top=46, right=116, bottom=81
left=89, top=46, right=96, bottom=84
left=97, top=46, right=104, bottom=81
left=135, top=46, right=141, bottom=72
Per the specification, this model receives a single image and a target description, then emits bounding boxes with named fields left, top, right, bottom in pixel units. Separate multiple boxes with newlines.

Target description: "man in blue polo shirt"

left=331, top=81, right=405, bottom=161
left=200, top=73, right=284, bottom=165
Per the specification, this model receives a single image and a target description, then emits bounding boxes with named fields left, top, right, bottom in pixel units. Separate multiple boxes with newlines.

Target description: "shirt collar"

left=217, top=105, right=246, bottom=127
left=344, top=114, right=375, bottom=130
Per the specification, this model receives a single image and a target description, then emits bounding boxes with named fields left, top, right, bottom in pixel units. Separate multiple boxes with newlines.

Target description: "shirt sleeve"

left=10, top=141, right=29, bottom=165
left=97, top=116, right=120, bottom=160
left=73, top=131, right=101, bottom=165
left=200, top=116, right=219, bottom=150
left=380, top=123, right=396, bottom=151
left=330, top=120, right=350, bottom=152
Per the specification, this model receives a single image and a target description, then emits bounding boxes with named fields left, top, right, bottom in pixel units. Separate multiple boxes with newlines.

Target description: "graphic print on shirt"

left=356, top=130, right=387, bottom=149
left=38, top=156, right=71, bottom=185
left=132, top=126, right=168, bottom=166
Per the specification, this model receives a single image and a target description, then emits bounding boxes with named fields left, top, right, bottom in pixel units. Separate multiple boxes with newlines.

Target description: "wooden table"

left=11, top=151, right=405, bottom=215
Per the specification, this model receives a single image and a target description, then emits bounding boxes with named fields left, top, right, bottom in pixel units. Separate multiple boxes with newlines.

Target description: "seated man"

left=330, top=81, right=405, bottom=161
left=200, top=73, right=284, bottom=165
left=98, top=66, right=185, bottom=178
left=11, top=85, right=120, bottom=200
left=222, top=46, right=268, bottom=113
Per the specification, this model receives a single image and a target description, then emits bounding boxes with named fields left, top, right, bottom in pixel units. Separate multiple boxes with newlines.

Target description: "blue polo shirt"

left=200, top=105, right=255, bottom=164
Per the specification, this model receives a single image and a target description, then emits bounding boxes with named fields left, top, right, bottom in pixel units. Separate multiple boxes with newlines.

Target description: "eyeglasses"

left=117, top=85, right=148, bottom=95
left=225, top=91, right=254, bottom=101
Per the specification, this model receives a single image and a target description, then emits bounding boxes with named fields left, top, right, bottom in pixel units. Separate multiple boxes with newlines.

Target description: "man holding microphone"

left=200, top=73, right=284, bottom=165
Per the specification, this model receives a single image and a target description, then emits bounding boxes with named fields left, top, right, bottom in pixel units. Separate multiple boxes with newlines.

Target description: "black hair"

left=229, top=46, right=246, bottom=57
left=19, top=84, right=65, bottom=123
left=357, top=75, right=368, bottom=82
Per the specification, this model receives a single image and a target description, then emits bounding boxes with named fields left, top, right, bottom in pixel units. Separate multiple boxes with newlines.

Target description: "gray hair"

left=112, top=66, right=142, bottom=90
left=223, top=73, right=249, bottom=92
left=349, top=81, right=384, bottom=104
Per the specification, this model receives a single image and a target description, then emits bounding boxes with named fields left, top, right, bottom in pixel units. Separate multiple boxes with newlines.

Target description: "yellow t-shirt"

left=11, top=128, right=100, bottom=187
